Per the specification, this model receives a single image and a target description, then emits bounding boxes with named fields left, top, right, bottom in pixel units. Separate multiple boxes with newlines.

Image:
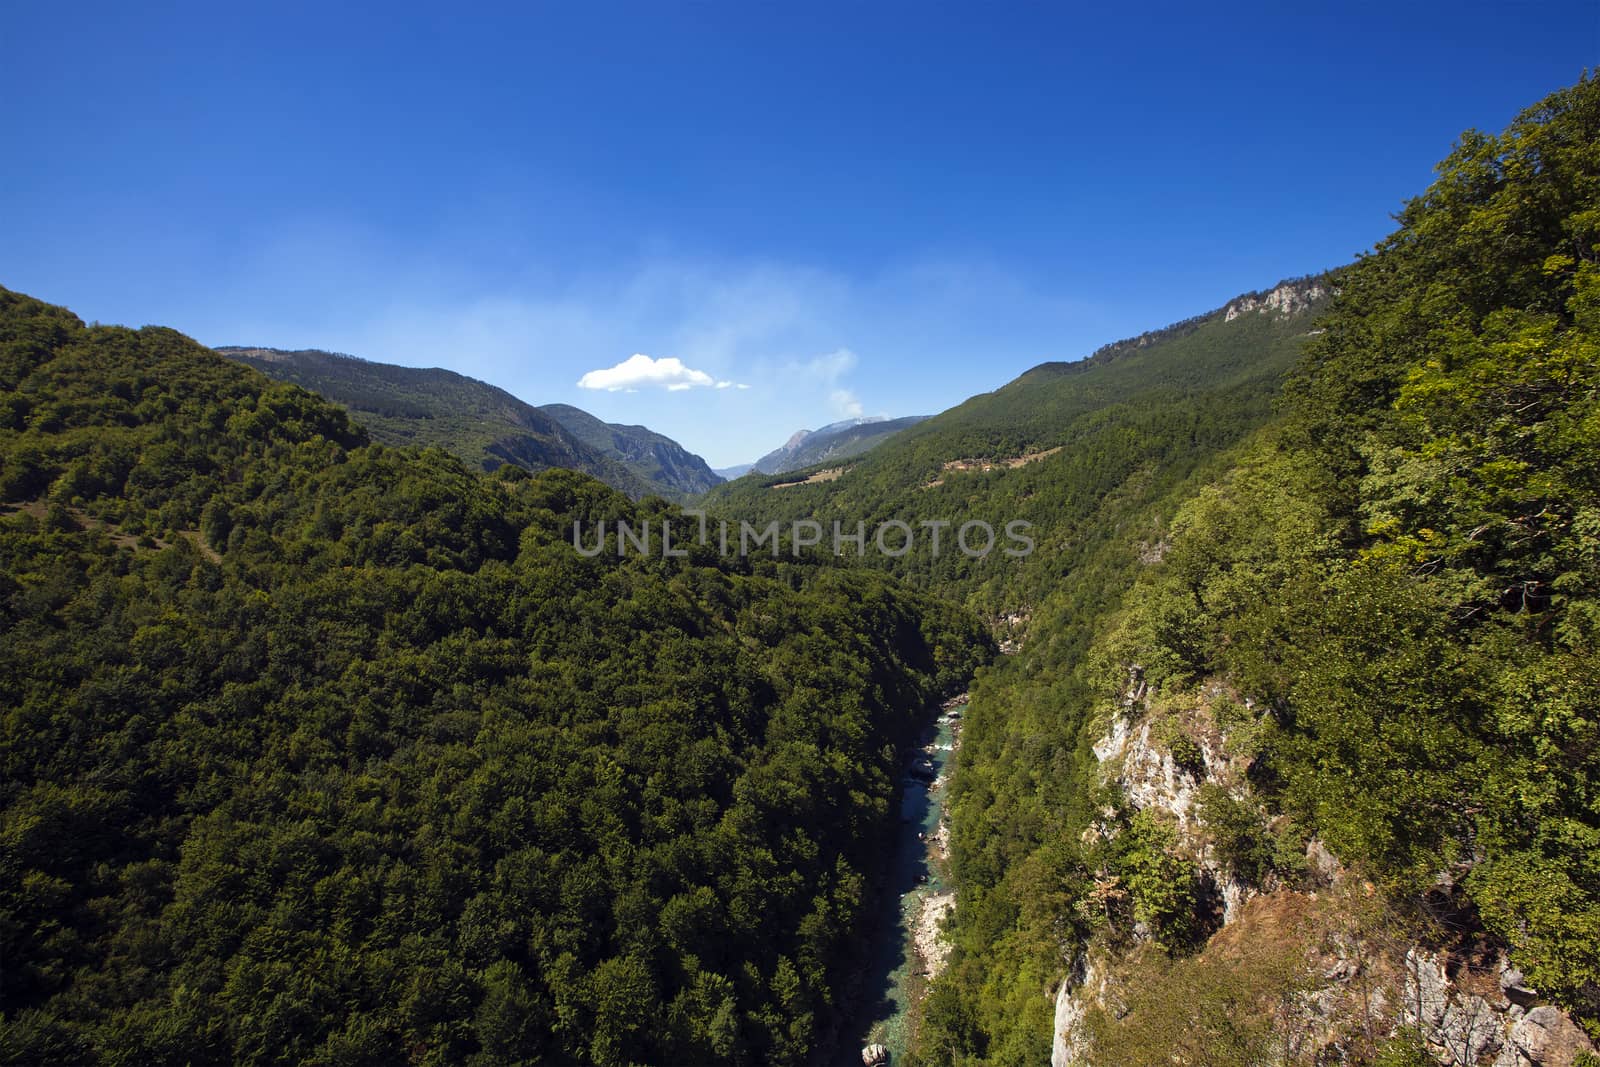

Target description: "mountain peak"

left=216, top=347, right=721, bottom=499
left=743, top=415, right=930, bottom=476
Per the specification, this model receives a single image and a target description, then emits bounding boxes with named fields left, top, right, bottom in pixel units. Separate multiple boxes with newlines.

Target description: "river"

left=837, top=698, right=964, bottom=1065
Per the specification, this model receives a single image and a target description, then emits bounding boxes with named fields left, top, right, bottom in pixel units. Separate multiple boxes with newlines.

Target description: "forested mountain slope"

left=536, top=402, right=723, bottom=496
left=909, top=76, right=1600, bottom=1065
left=0, top=290, right=988, bottom=1065
left=703, top=275, right=1331, bottom=627
left=217, top=346, right=720, bottom=500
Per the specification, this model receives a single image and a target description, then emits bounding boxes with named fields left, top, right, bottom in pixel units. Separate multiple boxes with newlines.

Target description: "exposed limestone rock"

left=1405, top=946, right=1505, bottom=1065
left=1136, top=537, right=1169, bottom=565
left=1264, top=280, right=1325, bottom=315
left=1091, top=678, right=1261, bottom=926
left=1500, top=960, right=1538, bottom=1007
left=1090, top=709, right=1132, bottom=765
left=1112, top=716, right=1202, bottom=830
left=1051, top=674, right=1597, bottom=1067
left=1397, top=944, right=1598, bottom=1066
left=1508, top=1006, right=1596, bottom=1066
left=1480, top=1006, right=1597, bottom=1067
left=1306, top=837, right=1344, bottom=887
left=1223, top=279, right=1330, bottom=322
left=1051, top=954, right=1111, bottom=1067
left=1051, top=970, right=1073, bottom=1067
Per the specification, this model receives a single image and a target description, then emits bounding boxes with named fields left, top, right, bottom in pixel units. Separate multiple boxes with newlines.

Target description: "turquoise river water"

left=836, top=703, right=961, bottom=1064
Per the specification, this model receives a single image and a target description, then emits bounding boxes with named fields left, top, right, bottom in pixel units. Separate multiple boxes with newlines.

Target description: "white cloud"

left=206, top=231, right=1091, bottom=467
left=577, top=352, right=740, bottom=392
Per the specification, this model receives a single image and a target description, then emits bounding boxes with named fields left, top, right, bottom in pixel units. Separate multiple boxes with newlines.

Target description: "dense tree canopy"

left=703, top=287, right=1327, bottom=619
left=4, top=70, right=1595, bottom=1067
left=907, top=74, right=1600, bottom=1063
left=0, top=289, right=990, bottom=1065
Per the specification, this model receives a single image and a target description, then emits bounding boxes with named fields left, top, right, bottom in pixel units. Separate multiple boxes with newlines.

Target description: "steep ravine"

left=1049, top=674, right=1598, bottom=1067
left=843, top=698, right=966, bottom=1065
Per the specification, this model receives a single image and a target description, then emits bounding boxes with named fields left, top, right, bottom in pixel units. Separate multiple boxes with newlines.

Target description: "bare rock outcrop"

left=1050, top=674, right=1597, bottom=1067
left=1223, top=279, right=1330, bottom=322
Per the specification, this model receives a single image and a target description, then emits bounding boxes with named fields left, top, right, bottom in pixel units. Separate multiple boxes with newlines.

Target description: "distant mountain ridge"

left=216, top=347, right=721, bottom=500
left=746, top=415, right=929, bottom=475
left=537, top=403, right=722, bottom=496
left=702, top=272, right=1336, bottom=608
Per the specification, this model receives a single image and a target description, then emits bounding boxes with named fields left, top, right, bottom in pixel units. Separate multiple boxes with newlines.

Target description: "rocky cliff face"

left=1402, top=947, right=1598, bottom=1067
left=1087, top=673, right=1257, bottom=925
left=1223, top=279, right=1331, bottom=322
left=1049, top=672, right=1597, bottom=1067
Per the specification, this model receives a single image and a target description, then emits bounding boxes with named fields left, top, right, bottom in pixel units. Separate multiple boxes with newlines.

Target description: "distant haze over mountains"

left=215, top=347, right=722, bottom=500
left=740, top=415, right=931, bottom=477
left=217, top=280, right=1334, bottom=500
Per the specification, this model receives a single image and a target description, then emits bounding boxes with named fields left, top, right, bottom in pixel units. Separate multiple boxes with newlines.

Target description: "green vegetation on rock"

left=4, top=68, right=1597, bottom=1067
left=907, top=74, right=1600, bottom=1063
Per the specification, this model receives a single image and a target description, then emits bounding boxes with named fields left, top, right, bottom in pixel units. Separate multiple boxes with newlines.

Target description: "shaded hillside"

left=0, top=287, right=990, bottom=1065
left=538, top=403, right=722, bottom=496
left=216, top=347, right=715, bottom=500
left=746, top=416, right=930, bottom=476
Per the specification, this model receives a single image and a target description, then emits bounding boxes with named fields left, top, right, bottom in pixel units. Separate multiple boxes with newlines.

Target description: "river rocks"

left=913, top=890, right=956, bottom=979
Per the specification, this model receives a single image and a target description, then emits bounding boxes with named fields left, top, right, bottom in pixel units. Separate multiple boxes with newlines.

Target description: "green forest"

left=0, top=291, right=988, bottom=1064
left=213, top=348, right=721, bottom=501
left=899, top=77, right=1600, bottom=1064
left=3, top=70, right=1598, bottom=1067
left=705, top=76, right=1600, bottom=1065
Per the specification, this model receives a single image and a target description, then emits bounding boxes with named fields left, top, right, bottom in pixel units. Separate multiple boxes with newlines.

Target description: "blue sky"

left=2, top=2, right=1595, bottom=467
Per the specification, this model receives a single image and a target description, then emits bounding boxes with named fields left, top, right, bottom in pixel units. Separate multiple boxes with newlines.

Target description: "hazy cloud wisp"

left=796, top=347, right=864, bottom=418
